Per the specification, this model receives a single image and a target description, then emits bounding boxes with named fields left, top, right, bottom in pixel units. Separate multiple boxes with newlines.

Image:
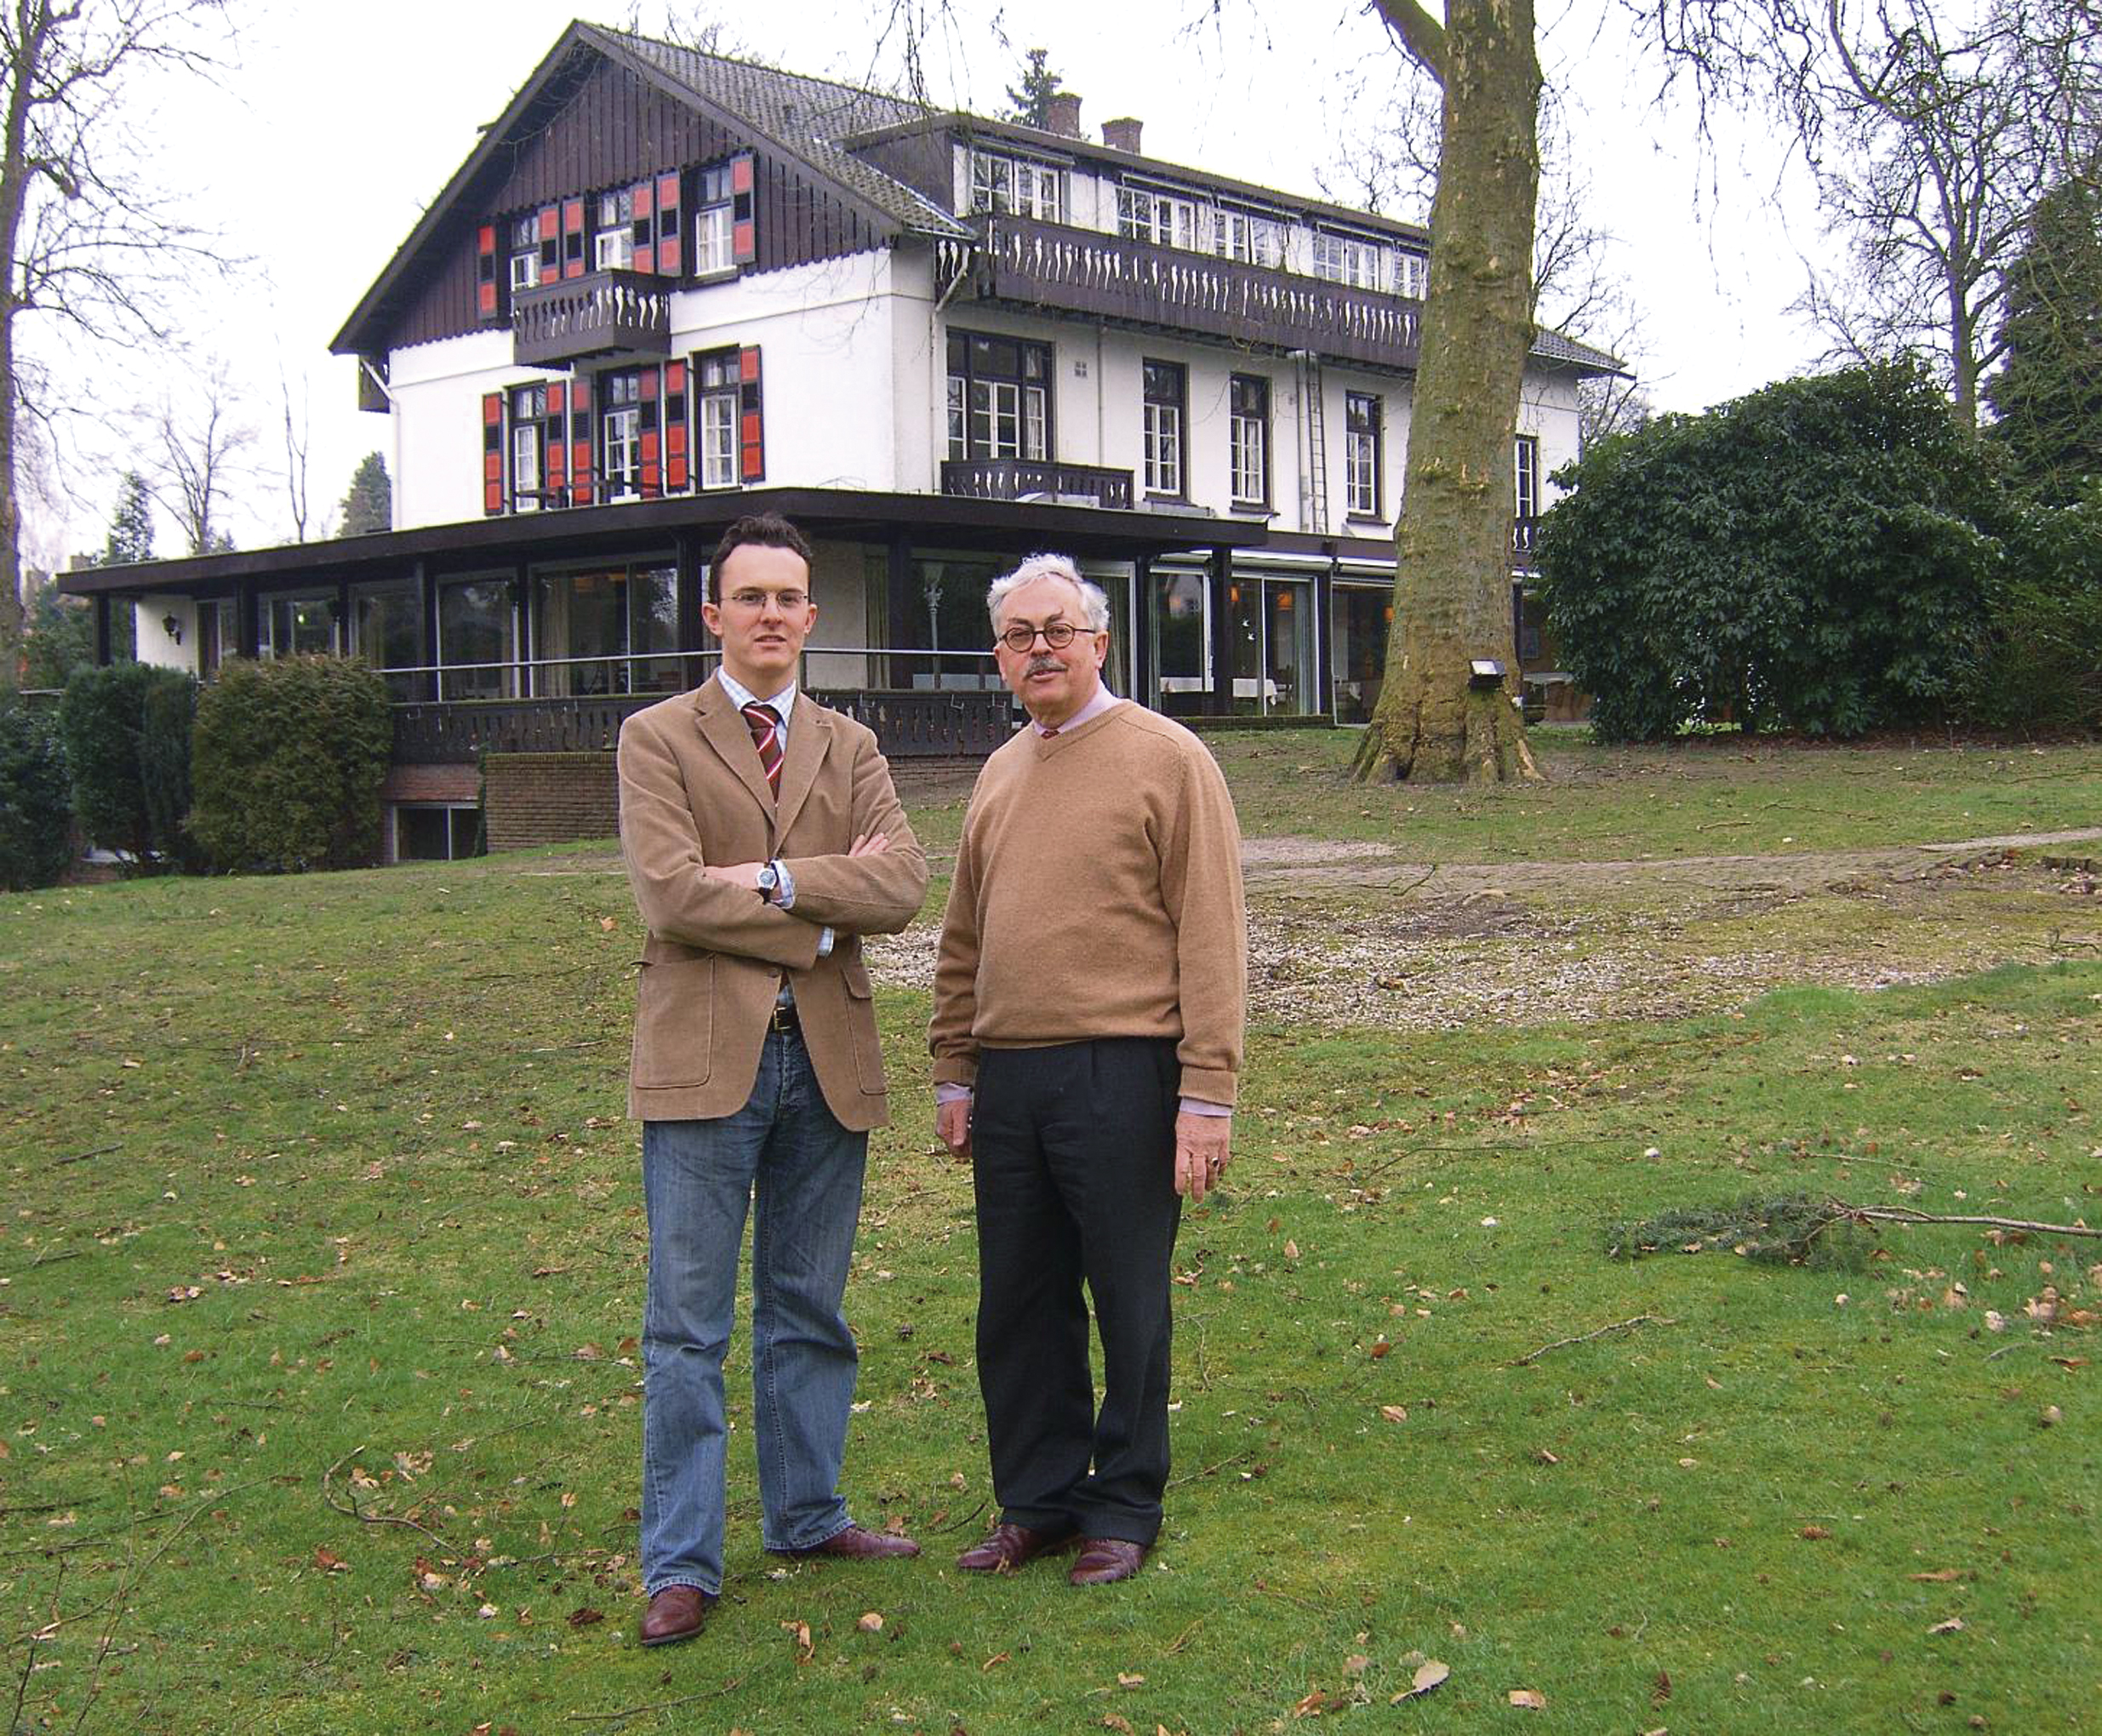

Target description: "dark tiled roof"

left=1531, top=328, right=1625, bottom=374
left=588, top=26, right=970, bottom=240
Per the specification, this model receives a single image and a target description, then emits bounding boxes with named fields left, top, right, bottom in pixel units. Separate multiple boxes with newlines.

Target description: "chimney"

left=1044, top=93, right=1082, bottom=139
left=1102, top=116, right=1143, bottom=154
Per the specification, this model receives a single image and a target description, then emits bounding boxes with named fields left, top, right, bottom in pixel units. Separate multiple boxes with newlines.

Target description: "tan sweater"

left=929, top=700, right=1247, bottom=1105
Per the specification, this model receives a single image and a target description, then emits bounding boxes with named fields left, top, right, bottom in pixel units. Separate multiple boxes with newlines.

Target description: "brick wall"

left=483, top=752, right=619, bottom=852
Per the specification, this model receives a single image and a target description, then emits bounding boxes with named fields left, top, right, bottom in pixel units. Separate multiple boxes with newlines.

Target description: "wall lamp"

left=162, top=614, right=183, bottom=645
left=1468, top=658, right=1505, bottom=689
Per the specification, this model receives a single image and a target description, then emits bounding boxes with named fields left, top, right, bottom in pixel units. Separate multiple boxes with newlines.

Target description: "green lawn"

left=3, top=737, right=2098, bottom=1733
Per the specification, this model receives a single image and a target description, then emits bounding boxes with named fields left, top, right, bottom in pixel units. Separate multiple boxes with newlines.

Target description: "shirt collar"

left=717, top=668, right=797, bottom=731
left=1031, top=683, right=1122, bottom=737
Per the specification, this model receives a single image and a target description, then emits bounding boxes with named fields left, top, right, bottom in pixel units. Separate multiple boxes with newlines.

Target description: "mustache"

left=1025, top=656, right=1063, bottom=677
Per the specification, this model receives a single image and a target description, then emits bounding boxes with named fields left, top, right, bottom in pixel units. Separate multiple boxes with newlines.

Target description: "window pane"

left=438, top=578, right=516, bottom=700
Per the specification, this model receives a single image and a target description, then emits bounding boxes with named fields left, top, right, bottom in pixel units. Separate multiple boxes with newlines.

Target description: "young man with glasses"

left=930, top=551, right=1247, bottom=1585
left=618, top=514, right=929, bottom=1646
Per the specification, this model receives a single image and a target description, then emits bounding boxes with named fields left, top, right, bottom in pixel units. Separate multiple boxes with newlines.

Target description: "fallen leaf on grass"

left=782, top=1619, right=814, bottom=1663
left=1508, top=1688, right=1547, bottom=1710
left=312, top=1547, right=349, bottom=1573
left=1800, top=1526, right=1831, bottom=1540
left=566, top=1606, right=603, bottom=1628
left=1102, top=1718, right=1134, bottom=1734
left=1652, top=1670, right=1671, bottom=1703
left=1379, top=1405, right=1408, bottom=1425
left=1390, top=1659, right=1450, bottom=1703
left=857, top=1611, right=884, bottom=1632
left=1290, top=1688, right=1334, bottom=1716
left=1118, top=1672, right=1145, bottom=1687
left=1909, top=1569, right=1966, bottom=1583
left=981, top=1652, right=1008, bottom=1671
left=1928, top=1617, right=1966, bottom=1636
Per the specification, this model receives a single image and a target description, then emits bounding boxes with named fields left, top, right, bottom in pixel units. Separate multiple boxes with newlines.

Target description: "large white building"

left=66, top=21, right=1616, bottom=857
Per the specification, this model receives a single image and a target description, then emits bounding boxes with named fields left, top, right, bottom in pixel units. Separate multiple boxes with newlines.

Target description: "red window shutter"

left=545, top=383, right=568, bottom=503
left=477, top=225, right=498, bottom=320
left=631, top=179, right=654, bottom=273
left=482, top=393, right=505, bottom=515
left=570, top=377, right=593, bottom=505
left=655, top=171, right=683, bottom=277
left=638, top=367, right=662, bottom=497
left=738, top=345, right=764, bottom=483
left=731, top=151, right=757, bottom=265
left=562, top=197, right=586, bottom=279
left=664, top=359, right=688, bottom=491
left=537, top=204, right=560, bottom=284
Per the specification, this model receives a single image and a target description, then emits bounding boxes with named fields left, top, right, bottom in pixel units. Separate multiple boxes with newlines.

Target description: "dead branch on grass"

left=322, top=1450, right=458, bottom=1554
left=565, top=1676, right=746, bottom=1725
left=1510, top=1313, right=1674, bottom=1367
left=1837, top=1204, right=2098, bottom=1239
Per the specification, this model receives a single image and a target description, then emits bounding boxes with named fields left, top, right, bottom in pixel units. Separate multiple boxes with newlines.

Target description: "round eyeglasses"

left=997, top=620, right=1089, bottom=653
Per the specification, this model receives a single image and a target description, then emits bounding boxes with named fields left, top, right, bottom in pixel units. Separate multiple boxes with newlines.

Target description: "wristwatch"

left=756, top=860, right=781, bottom=904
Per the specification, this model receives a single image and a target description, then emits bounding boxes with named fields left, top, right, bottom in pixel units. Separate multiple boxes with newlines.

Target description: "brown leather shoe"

left=956, top=1522, right=1077, bottom=1573
left=781, top=1522, right=921, bottom=1560
left=1069, top=1538, right=1147, bottom=1585
left=638, top=1585, right=715, bottom=1646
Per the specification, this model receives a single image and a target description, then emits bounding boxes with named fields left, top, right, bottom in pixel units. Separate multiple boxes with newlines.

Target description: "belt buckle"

left=769, top=1002, right=797, bottom=1034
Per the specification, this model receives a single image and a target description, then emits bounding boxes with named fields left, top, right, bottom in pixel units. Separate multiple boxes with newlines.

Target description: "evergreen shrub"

left=57, top=662, right=197, bottom=868
left=190, top=658, right=392, bottom=871
left=0, top=698, right=74, bottom=890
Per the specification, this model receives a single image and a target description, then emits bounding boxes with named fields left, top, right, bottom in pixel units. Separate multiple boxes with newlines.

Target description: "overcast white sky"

left=29, top=0, right=1829, bottom=561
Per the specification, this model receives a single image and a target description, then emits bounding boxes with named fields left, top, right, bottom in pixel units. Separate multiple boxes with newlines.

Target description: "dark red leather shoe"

left=781, top=1522, right=921, bottom=1560
left=638, top=1584, right=715, bottom=1646
left=1068, top=1538, right=1147, bottom=1585
left=955, top=1522, right=1077, bottom=1573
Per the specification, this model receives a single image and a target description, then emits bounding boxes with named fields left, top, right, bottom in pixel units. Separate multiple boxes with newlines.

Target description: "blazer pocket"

left=634, top=957, right=716, bottom=1088
left=841, top=957, right=885, bottom=1094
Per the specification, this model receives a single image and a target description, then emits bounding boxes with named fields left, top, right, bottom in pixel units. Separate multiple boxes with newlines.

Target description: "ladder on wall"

left=1294, top=350, right=1328, bottom=534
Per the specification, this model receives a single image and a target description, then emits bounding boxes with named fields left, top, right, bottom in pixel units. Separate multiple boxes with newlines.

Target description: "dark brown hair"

left=710, top=514, right=813, bottom=601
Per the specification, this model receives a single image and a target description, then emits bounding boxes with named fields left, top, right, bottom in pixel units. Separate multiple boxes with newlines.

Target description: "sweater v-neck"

left=1031, top=696, right=1128, bottom=756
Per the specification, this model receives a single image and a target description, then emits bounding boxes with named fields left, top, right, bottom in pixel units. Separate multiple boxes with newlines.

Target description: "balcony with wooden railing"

left=511, top=269, right=672, bottom=368
left=937, top=216, right=1424, bottom=373
left=940, top=457, right=1134, bottom=510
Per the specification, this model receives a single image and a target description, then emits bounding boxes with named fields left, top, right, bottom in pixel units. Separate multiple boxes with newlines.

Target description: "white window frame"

left=512, top=422, right=541, bottom=513
left=1118, top=186, right=1199, bottom=250
left=700, top=388, right=737, bottom=490
left=1515, top=434, right=1539, bottom=521
left=1229, top=376, right=1269, bottom=508
left=509, top=249, right=539, bottom=292
left=593, top=227, right=633, bottom=271
left=1314, top=231, right=1380, bottom=288
left=1345, top=392, right=1382, bottom=517
left=1395, top=251, right=1428, bottom=299
left=972, top=152, right=1063, bottom=222
left=694, top=201, right=734, bottom=275
left=1143, top=361, right=1185, bottom=497
left=601, top=404, right=641, bottom=500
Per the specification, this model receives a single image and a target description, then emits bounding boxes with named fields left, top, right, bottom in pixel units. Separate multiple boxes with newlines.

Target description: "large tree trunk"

left=1357, top=0, right=1543, bottom=784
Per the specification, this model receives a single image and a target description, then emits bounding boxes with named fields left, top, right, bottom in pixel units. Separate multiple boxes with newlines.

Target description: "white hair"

left=986, top=553, right=1111, bottom=634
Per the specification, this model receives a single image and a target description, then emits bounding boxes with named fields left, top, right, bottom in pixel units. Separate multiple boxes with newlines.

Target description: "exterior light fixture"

left=163, top=614, right=183, bottom=645
left=1468, top=658, right=1505, bottom=689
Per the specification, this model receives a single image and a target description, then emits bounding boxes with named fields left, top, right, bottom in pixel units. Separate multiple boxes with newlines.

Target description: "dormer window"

left=970, top=151, right=1064, bottom=222
left=1214, top=208, right=1284, bottom=268
left=1313, top=230, right=1382, bottom=289
left=1117, top=185, right=1199, bottom=250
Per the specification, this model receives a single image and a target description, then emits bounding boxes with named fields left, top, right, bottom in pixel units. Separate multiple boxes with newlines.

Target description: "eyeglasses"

left=997, top=620, right=1094, bottom=653
left=723, top=588, right=808, bottom=612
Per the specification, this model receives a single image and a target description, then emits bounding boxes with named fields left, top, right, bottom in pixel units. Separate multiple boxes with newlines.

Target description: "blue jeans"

left=639, top=1026, right=865, bottom=1596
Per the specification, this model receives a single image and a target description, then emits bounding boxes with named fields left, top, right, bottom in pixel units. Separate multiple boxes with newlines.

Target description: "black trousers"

left=971, top=1037, right=1183, bottom=1545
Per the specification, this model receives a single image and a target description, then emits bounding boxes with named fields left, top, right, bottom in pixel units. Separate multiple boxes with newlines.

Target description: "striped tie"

left=741, top=700, right=783, bottom=796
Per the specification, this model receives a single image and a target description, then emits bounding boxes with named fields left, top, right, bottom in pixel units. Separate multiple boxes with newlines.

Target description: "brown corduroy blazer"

left=617, top=677, right=928, bottom=1131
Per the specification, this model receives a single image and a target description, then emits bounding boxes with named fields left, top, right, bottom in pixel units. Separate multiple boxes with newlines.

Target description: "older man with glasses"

left=931, top=551, right=1247, bottom=1586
